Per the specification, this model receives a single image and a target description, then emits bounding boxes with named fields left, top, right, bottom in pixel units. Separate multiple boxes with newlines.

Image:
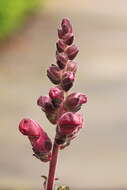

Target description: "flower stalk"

left=47, top=141, right=60, bottom=190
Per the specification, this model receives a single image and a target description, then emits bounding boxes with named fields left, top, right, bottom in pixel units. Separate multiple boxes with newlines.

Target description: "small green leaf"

left=57, top=186, right=70, bottom=190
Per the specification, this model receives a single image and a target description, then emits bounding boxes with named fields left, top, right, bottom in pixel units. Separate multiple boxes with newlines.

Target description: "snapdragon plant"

left=19, top=18, right=87, bottom=190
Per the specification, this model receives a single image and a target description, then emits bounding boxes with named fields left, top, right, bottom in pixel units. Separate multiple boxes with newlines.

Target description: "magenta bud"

left=37, top=96, right=59, bottom=124
left=61, top=72, right=75, bottom=91
left=19, top=119, right=40, bottom=137
left=66, top=61, right=77, bottom=73
left=56, top=52, right=68, bottom=66
left=61, top=18, right=72, bottom=34
left=37, top=96, right=44, bottom=107
left=49, top=87, right=64, bottom=108
left=66, top=45, right=79, bottom=60
left=47, top=64, right=61, bottom=84
left=56, top=60, right=65, bottom=70
left=63, top=32, right=74, bottom=45
left=57, top=112, right=83, bottom=136
left=58, top=28, right=64, bottom=39
left=64, top=93, right=87, bottom=112
left=37, top=96, right=54, bottom=112
left=19, top=119, right=52, bottom=162
left=56, top=40, right=67, bottom=53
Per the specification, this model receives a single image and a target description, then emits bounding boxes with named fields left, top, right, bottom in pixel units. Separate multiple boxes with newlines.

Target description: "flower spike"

left=18, top=18, right=87, bottom=190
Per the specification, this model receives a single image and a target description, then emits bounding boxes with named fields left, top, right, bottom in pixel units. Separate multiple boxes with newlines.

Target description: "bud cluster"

left=47, top=18, right=78, bottom=92
left=36, top=18, right=87, bottom=149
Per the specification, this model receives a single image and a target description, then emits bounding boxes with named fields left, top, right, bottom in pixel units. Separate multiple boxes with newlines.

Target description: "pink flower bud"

left=56, top=60, right=65, bottom=70
left=47, top=64, right=61, bottom=84
left=64, top=93, right=87, bottom=112
left=58, top=28, right=64, bottom=39
left=66, top=61, right=77, bottom=73
left=37, top=96, right=59, bottom=124
left=61, top=72, right=75, bottom=91
left=63, top=32, right=74, bottom=45
left=61, top=18, right=72, bottom=34
left=58, top=18, right=73, bottom=40
left=56, top=40, right=67, bottom=53
left=66, top=45, right=79, bottom=60
left=37, top=96, right=54, bottom=112
left=49, top=87, right=64, bottom=108
left=57, top=112, right=83, bottom=136
left=19, top=119, right=52, bottom=162
left=56, top=52, right=68, bottom=69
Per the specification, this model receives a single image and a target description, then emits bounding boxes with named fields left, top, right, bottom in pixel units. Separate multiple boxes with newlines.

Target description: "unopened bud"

left=56, top=60, right=65, bottom=70
left=61, top=72, right=75, bottom=91
left=37, top=96, right=59, bottom=124
left=56, top=52, right=68, bottom=68
left=37, top=96, right=54, bottom=112
left=63, top=32, right=74, bottom=45
left=47, top=64, right=61, bottom=84
left=61, top=18, right=72, bottom=34
left=56, top=40, right=67, bottom=53
left=19, top=119, right=52, bottom=162
left=58, top=28, right=64, bottom=39
left=66, top=61, right=77, bottom=73
left=64, top=93, right=87, bottom=112
left=57, top=112, right=83, bottom=136
left=66, top=45, right=79, bottom=60
left=49, top=87, right=64, bottom=108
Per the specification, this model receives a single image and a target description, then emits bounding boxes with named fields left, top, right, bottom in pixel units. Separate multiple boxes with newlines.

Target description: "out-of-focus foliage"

left=57, top=186, right=70, bottom=190
left=0, top=0, right=41, bottom=39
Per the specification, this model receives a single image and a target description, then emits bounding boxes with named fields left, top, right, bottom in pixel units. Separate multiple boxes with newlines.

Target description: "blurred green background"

left=0, top=0, right=127, bottom=190
left=0, top=0, right=41, bottom=39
